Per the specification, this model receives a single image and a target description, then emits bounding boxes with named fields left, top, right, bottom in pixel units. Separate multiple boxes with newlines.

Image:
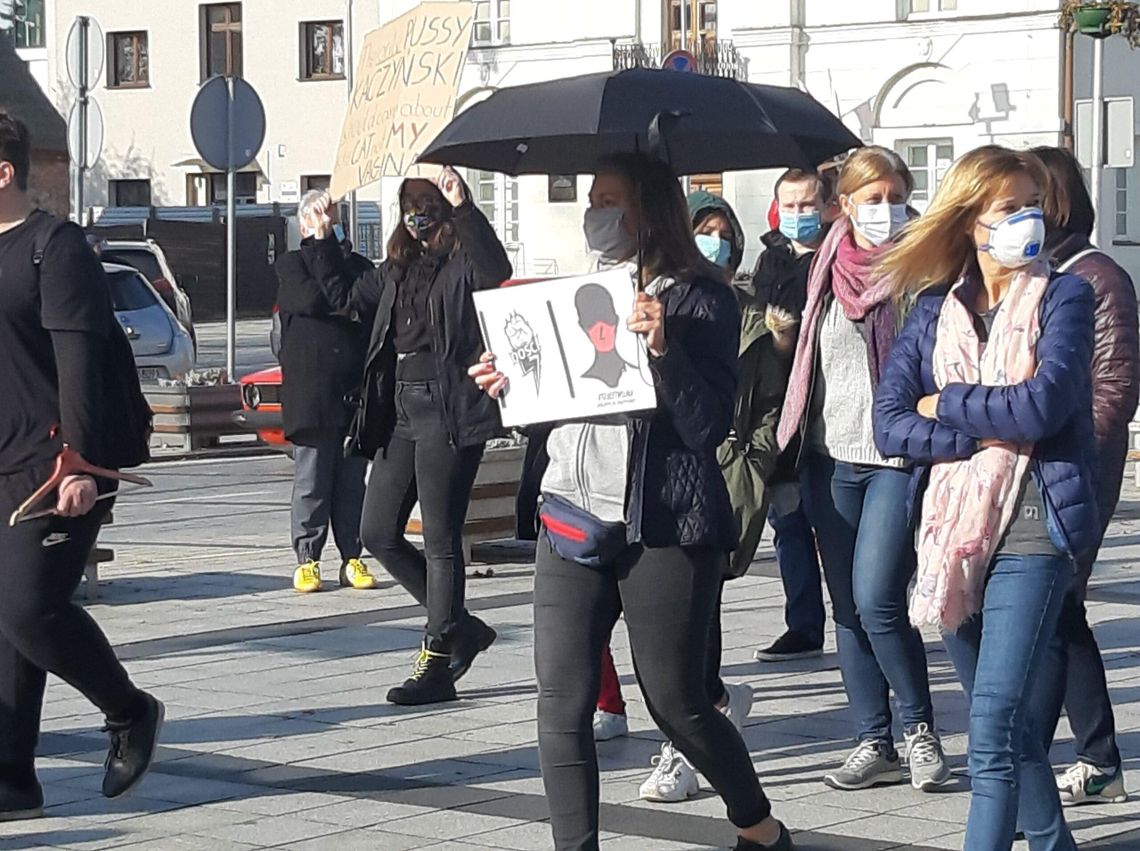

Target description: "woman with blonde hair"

left=776, top=146, right=948, bottom=793
left=874, top=145, right=1093, bottom=850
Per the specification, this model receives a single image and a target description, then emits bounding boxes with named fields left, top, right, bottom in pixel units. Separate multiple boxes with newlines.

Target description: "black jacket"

left=517, top=274, right=741, bottom=551
left=749, top=229, right=818, bottom=484
left=276, top=237, right=372, bottom=445
left=348, top=201, right=512, bottom=456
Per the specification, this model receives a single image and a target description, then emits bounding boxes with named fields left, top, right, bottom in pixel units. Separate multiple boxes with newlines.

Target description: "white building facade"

left=13, top=1, right=1140, bottom=279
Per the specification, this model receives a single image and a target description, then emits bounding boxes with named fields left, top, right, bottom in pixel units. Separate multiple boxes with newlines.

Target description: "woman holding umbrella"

left=471, top=153, right=792, bottom=851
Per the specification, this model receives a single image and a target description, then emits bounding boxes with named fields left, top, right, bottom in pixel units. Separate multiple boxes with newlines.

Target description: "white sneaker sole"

left=823, top=767, right=904, bottom=791
left=639, top=785, right=700, bottom=803
left=912, top=769, right=954, bottom=792
left=1061, top=792, right=1128, bottom=807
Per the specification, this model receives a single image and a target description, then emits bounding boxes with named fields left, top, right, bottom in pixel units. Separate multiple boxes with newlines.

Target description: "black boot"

left=102, top=692, right=165, bottom=798
left=387, top=643, right=458, bottom=706
left=735, top=822, right=795, bottom=851
left=450, top=615, right=497, bottom=683
left=0, top=765, right=43, bottom=822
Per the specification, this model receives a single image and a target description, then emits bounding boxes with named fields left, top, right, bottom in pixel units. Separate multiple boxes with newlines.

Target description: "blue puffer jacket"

left=873, top=273, right=1098, bottom=560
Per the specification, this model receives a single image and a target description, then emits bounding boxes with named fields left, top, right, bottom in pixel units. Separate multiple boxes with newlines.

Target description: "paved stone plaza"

left=2, top=453, right=1138, bottom=850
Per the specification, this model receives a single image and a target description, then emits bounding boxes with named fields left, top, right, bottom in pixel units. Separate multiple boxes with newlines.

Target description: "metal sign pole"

left=1090, top=36, right=1105, bottom=248
left=346, top=0, right=358, bottom=245
left=225, top=77, right=237, bottom=381
left=76, top=15, right=88, bottom=225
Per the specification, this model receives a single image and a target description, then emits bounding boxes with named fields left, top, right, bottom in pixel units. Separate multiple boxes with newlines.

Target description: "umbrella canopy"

left=418, top=68, right=861, bottom=176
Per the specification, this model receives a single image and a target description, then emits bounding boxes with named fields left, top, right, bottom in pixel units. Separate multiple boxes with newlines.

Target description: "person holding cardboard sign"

left=310, top=167, right=511, bottom=706
left=471, top=153, right=792, bottom=851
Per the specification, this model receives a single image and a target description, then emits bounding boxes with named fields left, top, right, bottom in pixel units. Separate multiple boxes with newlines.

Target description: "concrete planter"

left=144, top=383, right=244, bottom=453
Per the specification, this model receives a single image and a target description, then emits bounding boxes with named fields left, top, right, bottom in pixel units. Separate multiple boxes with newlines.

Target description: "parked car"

left=96, top=238, right=195, bottom=350
left=232, top=365, right=289, bottom=455
left=103, top=262, right=196, bottom=382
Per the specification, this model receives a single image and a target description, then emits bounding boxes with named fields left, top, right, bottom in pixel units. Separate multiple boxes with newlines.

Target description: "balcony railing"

left=612, top=39, right=748, bottom=82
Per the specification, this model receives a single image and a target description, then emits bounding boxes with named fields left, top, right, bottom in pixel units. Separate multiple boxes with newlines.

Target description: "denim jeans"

left=1031, top=588, right=1121, bottom=771
left=768, top=499, right=825, bottom=645
left=804, top=452, right=933, bottom=744
left=942, top=554, right=1076, bottom=851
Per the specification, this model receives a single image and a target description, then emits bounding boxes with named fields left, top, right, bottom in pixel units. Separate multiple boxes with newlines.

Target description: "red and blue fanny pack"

left=539, top=493, right=628, bottom=569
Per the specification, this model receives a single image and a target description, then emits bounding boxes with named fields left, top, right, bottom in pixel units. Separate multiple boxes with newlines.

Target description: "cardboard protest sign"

left=330, top=2, right=475, bottom=199
left=472, top=270, right=659, bottom=428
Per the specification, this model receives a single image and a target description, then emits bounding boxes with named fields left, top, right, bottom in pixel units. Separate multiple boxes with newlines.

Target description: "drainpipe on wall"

left=635, top=0, right=641, bottom=44
left=791, top=0, right=807, bottom=88
left=1062, top=28, right=1075, bottom=151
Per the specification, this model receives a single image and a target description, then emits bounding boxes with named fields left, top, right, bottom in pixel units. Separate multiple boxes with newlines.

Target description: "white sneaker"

left=592, top=710, right=628, bottom=742
left=1057, top=761, right=1128, bottom=806
left=639, top=741, right=700, bottom=802
left=721, top=682, right=754, bottom=733
left=904, top=723, right=952, bottom=791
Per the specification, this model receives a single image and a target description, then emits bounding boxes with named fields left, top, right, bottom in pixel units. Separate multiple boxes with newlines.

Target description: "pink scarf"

left=776, top=217, right=896, bottom=449
left=911, top=261, right=1050, bottom=631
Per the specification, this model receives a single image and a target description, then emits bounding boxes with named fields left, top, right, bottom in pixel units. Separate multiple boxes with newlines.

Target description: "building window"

left=473, top=0, right=509, bottom=46
left=201, top=3, right=242, bottom=80
left=300, top=21, right=344, bottom=80
left=109, top=179, right=152, bottom=207
left=301, top=175, right=331, bottom=193
left=187, top=172, right=257, bottom=205
left=666, top=1, right=717, bottom=51
left=548, top=175, right=577, bottom=203
left=473, top=170, right=519, bottom=243
left=1116, top=169, right=1128, bottom=238
left=898, top=139, right=953, bottom=212
left=8, top=0, right=45, bottom=49
left=907, top=0, right=957, bottom=13
left=108, top=32, right=149, bottom=88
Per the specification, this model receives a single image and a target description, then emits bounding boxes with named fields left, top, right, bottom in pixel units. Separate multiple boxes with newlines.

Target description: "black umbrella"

left=418, top=67, right=860, bottom=175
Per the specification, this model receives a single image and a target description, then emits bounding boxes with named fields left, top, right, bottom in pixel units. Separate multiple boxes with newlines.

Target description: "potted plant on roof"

left=1061, top=1, right=1140, bottom=46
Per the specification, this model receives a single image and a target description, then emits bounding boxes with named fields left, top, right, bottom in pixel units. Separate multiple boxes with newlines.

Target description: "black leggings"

left=0, top=473, right=141, bottom=768
left=535, top=537, right=770, bottom=851
left=360, top=380, right=484, bottom=651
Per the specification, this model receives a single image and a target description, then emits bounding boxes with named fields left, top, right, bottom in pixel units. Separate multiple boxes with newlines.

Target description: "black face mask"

left=403, top=209, right=440, bottom=241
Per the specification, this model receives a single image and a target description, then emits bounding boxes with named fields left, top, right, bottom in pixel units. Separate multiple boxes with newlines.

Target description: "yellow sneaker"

left=293, top=561, right=322, bottom=593
left=339, top=558, right=377, bottom=590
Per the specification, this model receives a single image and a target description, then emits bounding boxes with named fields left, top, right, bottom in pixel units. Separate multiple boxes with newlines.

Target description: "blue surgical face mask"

left=695, top=233, right=732, bottom=268
left=332, top=223, right=346, bottom=243
left=778, top=209, right=822, bottom=244
left=584, top=207, right=637, bottom=261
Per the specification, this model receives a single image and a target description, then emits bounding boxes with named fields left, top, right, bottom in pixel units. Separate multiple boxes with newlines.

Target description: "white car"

left=96, top=238, right=195, bottom=350
left=103, top=262, right=195, bottom=382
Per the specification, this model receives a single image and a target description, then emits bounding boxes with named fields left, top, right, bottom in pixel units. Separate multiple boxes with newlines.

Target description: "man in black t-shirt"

left=0, top=113, right=162, bottom=820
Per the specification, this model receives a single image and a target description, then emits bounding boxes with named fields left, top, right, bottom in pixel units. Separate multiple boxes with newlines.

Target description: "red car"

left=232, top=365, right=289, bottom=453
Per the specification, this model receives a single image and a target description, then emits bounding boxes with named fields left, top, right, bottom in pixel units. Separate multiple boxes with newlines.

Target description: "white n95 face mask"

left=978, top=207, right=1046, bottom=269
left=852, top=202, right=909, bottom=247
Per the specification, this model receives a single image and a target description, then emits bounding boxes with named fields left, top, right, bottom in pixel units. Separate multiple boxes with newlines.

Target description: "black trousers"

left=535, top=537, right=770, bottom=851
left=1032, top=589, right=1122, bottom=770
left=360, top=380, right=484, bottom=651
left=0, top=470, right=141, bottom=769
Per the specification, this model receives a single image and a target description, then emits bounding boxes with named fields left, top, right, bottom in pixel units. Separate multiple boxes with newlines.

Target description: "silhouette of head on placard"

left=575, top=283, right=631, bottom=388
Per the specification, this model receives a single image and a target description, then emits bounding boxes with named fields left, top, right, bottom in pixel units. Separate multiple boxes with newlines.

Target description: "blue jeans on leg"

left=768, top=499, right=825, bottom=646
left=942, top=554, right=1076, bottom=851
left=804, top=453, right=933, bottom=744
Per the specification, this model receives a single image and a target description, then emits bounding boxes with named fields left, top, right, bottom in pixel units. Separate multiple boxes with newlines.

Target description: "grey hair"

left=297, top=190, right=325, bottom=231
